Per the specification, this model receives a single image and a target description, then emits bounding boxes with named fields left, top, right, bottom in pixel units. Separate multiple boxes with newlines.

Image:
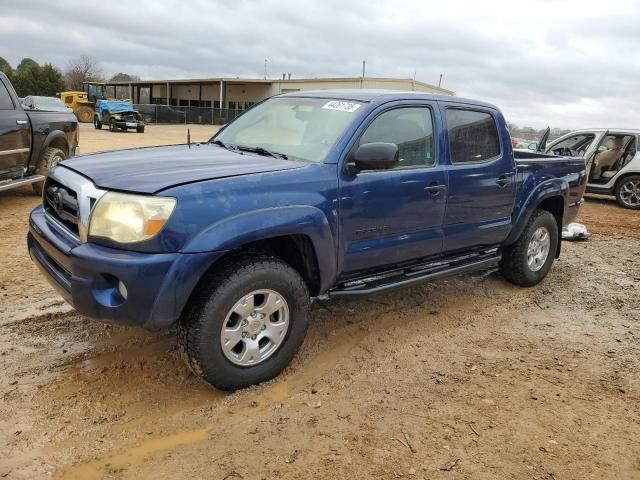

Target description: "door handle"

left=496, top=175, right=512, bottom=187
left=424, top=184, right=446, bottom=197
left=16, top=120, right=28, bottom=125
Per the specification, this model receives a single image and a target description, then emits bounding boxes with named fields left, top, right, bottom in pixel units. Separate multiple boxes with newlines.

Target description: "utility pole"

left=438, top=74, right=443, bottom=88
left=362, top=60, right=366, bottom=78
left=264, top=59, right=267, bottom=80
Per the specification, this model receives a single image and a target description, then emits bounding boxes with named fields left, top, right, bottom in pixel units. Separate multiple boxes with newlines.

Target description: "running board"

left=329, top=253, right=501, bottom=297
left=0, top=175, right=45, bottom=192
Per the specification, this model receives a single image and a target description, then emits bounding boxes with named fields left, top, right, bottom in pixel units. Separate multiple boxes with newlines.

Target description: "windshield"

left=32, top=96, right=68, bottom=111
left=213, top=96, right=366, bottom=162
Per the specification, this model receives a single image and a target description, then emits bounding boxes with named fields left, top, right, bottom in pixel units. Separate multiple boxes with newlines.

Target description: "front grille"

left=44, top=177, right=80, bottom=237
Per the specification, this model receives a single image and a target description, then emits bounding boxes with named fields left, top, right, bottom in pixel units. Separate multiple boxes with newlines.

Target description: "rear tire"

left=136, top=126, right=145, bottom=133
left=32, top=147, right=66, bottom=195
left=500, top=210, right=558, bottom=287
left=614, top=175, right=640, bottom=210
left=178, top=255, right=310, bottom=391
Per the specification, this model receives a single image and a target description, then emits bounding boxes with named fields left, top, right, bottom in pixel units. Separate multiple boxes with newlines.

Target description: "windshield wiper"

left=236, top=145, right=288, bottom=160
left=212, top=139, right=242, bottom=154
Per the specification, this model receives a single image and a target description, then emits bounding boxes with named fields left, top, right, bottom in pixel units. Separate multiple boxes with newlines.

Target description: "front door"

left=440, top=104, right=516, bottom=252
left=0, top=76, right=30, bottom=178
left=338, top=104, right=448, bottom=275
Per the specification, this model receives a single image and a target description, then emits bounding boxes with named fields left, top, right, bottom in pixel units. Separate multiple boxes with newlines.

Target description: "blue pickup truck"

left=28, top=90, right=586, bottom=390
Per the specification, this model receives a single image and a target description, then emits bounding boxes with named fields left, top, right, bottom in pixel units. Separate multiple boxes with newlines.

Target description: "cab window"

left=546, top=134, right=594, bottom=156
left=359, top=107, right=435, bottom=168
left=446, top=109, right=501, bottom=164
left=0, top=81, right=14, bottom=110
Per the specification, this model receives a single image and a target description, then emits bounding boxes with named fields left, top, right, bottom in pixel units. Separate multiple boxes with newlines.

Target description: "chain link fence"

left=134, top=104, right=244, bottom=125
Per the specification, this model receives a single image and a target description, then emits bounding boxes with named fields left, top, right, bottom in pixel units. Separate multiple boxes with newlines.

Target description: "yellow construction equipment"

left=58, top=83, right=111, bottom=123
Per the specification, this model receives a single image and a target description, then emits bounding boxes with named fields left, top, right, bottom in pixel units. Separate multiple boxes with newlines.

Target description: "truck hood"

left=61, top=143, right=306, bottom=193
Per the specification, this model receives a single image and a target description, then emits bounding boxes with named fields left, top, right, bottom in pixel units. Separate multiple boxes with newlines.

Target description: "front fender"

left=182, top=205, right=337, bottom=293
left=505, top=178, right=569, bottom=246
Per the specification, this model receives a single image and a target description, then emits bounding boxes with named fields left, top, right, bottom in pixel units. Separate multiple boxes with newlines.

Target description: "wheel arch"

left=182, top=206, right=337, bottom=296
left=506, top=179, right=568, bottom=257
left=614, top=171, right=640, bottom=191
left=36, top=130, right=70, bottom=158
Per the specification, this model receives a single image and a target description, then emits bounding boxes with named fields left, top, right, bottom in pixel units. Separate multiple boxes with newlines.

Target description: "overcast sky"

left=1, top=0, right=638, bottom=129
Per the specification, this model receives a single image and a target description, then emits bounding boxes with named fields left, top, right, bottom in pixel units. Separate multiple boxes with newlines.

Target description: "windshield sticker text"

left=322, top=101, right=362, bottom=113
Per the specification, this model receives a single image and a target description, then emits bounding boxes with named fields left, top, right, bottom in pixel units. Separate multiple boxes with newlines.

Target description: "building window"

left=228, top=101, right=236, bottom=110
left=214, top=101, right=221, bottom=109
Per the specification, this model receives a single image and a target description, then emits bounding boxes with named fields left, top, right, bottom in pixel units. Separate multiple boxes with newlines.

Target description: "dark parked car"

left=0, top=73, right=79, bottom=194
left=22, top=95, right=72, bottom=112
left=28, top=90, right=586, bottom=390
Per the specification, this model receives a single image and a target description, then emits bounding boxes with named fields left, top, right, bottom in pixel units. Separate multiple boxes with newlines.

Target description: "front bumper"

left=28, top=205, right=225, bottom=329
left=115, top=121, right=143, bottom=129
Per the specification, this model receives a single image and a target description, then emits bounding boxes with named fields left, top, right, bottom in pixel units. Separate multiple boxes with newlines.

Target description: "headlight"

left=89, top=192, right=176, bottom=244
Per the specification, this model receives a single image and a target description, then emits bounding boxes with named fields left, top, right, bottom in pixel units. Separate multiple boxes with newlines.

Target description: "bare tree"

left=64, top=56, right=104, bottom=90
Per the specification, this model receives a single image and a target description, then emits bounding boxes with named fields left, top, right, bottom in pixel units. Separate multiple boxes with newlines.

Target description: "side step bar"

left=0, top=175, right=45, bottom=192
left=329, top=254, right=501, bottom=298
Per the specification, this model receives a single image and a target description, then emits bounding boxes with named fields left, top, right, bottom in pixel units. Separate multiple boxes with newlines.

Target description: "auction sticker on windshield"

left=322, top=100, right=362, bottom=113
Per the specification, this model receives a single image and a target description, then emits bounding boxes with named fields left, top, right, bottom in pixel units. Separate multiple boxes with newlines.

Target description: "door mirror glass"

left=352, top=142, right=399, bottom=171
left=527, top=143, right=538, bottom=151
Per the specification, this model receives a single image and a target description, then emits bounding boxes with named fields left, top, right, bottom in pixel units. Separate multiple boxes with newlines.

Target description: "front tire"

left=614, top=175, right=640, bottom=210
left=76, top=106, right=94, bottom=123
left=94, top=117, right=102, bottom=129
left=178, top=255, right=310, bottom=390
left=32, top=147, right=66, bottom=195
left=109, top=119, right=117, bottom=132
left=501, top=210, right=558, bottom=287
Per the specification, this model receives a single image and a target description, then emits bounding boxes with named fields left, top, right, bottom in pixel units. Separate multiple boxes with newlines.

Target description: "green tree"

left=110, top=72, right=140, bottom=82
left=0, top=56, right=12, bottom=78
left=11, top=60, right=65, bottom=97
left=17, top=58, right=38, bottom=72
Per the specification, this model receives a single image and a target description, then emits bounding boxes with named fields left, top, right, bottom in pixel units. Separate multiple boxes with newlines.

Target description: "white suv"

left=541, top=129, right=640, bottom=209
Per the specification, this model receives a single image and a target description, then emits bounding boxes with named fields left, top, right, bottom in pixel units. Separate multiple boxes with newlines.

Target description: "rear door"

left=439, top=103, right=516, bottom=252
left=0, top=76, right=30, bottom=178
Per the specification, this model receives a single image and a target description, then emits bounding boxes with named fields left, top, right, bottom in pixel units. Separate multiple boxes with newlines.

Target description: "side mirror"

left=349, top=142, right=399, bottom=173
left=527, top=143, right=538, bottom=151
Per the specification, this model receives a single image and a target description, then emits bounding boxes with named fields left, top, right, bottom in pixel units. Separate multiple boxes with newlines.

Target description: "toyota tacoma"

left=28, top=90, right=587, bottom=390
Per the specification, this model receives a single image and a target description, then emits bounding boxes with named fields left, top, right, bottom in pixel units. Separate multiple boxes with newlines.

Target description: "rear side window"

left=0, top=80, right=14, bottom=110
left=360, top=107, right=435, bottom=168
left=446, top=109, right=500, bottom=164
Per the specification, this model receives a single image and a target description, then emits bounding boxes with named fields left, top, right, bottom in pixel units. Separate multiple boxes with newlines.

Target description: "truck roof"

left=281, top=89, right=498, bottom=110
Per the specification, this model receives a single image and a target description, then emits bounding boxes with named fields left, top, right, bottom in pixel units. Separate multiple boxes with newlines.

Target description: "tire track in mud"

left=54, top=279, right=519, bottom=479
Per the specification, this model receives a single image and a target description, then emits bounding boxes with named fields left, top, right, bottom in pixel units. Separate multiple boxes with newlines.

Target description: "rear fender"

left=42, top=130, right=70, bottom=155
left=183, top=205, right=337, bottom=293
left=28, top=130, right=70, bottom=171
left=505, top=179, right=569, bottom=247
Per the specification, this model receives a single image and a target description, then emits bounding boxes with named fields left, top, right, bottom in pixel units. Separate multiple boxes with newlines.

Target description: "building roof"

left=104, top=76, right=454, bottom=95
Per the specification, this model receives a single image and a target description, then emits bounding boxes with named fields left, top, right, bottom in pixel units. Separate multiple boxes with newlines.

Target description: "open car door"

left=586, top=130, right=609, bottom=180
left=536, top=126, right=550, bottom=152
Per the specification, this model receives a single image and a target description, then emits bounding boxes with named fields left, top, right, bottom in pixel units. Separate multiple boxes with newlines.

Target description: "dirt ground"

left=0, top=124, right=638, bottom=479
